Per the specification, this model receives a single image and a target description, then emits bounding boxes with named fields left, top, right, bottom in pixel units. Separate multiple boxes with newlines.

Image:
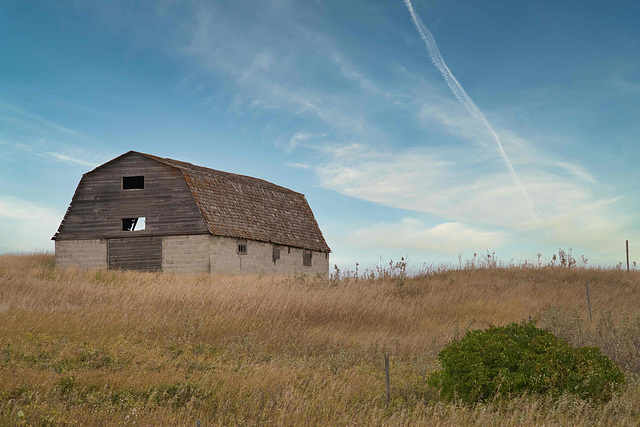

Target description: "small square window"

left=123, top=176, right=144, bottom=190
left=122, top=217, right=145, bottom=231
left=237, top=239, right=247, bottom=255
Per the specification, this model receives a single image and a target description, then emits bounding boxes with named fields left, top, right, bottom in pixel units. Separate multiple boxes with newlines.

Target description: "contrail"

left=403, top=0, right=540, bottom=227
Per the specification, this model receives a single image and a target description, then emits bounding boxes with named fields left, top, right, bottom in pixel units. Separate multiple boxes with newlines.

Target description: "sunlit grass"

left=1, top=253, right=639, bottom=425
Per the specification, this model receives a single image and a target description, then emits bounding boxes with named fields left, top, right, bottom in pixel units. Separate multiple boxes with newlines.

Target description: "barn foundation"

left=55, top=239, right=108, bottom=269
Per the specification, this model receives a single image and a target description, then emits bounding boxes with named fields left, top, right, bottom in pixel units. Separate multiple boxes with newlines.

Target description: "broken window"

left=303, top=250, right=312, bottom=267
left=122, top=176, right=144, bottom=190
left=237, top=239, right=247, bottom=255
left=272, top=245, right=281, bottom=264
left=122, top=217, right=146, bottom=231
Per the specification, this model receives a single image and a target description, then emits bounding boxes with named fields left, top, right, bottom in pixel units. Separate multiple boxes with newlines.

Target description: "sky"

left=1, top=0, right=639, bottom=270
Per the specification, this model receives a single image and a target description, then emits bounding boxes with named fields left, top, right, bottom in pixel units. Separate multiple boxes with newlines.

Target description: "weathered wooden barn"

left=53, top=151, right=331, bottom=274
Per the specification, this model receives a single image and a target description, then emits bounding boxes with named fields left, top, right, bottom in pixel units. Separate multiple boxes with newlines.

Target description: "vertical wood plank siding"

left=54, top=153, right=209, bottom=240
left=108, top=237, right=162, bottom=271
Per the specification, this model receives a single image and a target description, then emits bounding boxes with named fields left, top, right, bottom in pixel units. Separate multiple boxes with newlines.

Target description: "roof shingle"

left=141, top=153, right=331, bottom=252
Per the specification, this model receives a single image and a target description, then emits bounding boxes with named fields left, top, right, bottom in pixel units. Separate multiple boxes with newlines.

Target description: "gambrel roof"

left=141, top=153, right=330, bottom=252
left=54, top=151, right=330, bottom=252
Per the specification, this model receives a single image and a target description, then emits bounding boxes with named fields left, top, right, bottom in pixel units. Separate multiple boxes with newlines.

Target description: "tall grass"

left=1, top=253, right=639, bottom=425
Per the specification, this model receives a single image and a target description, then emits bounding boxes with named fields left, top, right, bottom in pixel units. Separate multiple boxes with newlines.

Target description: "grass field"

left=1, top=253, right=640, bottom=425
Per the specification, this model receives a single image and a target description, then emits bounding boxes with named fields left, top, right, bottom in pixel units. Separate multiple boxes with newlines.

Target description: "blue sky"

left=1, top=0, right=639, bottom=269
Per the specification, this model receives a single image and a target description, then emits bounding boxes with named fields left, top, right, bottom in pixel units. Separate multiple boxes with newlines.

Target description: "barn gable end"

left=53, top=152, right=209, bottom=241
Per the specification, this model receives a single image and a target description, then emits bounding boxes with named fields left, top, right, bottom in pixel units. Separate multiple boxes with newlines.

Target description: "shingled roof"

left=140, top=152, right=331, bottom=253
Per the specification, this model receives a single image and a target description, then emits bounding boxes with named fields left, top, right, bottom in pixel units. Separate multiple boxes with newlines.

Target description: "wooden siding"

left=108, top=237, right=162, bottom=271
left=54, top=153, right=209, bottom=240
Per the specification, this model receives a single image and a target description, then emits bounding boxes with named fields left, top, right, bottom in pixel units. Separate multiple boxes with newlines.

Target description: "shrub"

left=428, top=322, right=625, bottom=403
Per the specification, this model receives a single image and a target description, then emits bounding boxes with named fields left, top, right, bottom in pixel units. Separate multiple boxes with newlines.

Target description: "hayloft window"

left=303, top=250, right=312, bottom=267
left=272, top=245, right=281, bottom=264
left=122, top=176, right=144, bottom=190
left=122, top=217, right=145, bottom=231
left=237, top=239, right=247, bottom=255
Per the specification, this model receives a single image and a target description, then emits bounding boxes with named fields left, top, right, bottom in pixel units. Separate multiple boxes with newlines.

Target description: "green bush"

left=428, top=322, right=625, bottom=403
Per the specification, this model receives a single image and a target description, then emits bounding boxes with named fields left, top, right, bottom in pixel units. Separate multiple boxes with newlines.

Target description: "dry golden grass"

left=1, top=253, right=640, bottom=425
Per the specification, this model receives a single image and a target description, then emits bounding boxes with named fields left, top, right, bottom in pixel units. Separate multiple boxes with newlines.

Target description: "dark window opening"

left=303, top=250, right=312, bottom=267
left=123, top=176, right=144, bottom=190
left=237, top=240, right=247, bottom=255
left=122, top=217, right=146, bottom=231
left=287, top=246, right=291, bottom=254
left=272, top=245, right=281, bottom=264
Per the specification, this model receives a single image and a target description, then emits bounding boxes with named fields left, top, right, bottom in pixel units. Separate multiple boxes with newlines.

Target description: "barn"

left=53, top=151, right=331, bottom=274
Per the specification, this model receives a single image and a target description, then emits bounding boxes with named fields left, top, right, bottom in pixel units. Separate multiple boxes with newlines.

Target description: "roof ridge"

left=139, top=152, right=302, bottom=195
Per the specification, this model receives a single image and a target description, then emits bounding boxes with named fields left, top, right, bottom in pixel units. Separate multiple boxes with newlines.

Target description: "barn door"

left=108, top=237, right=162, bottom=271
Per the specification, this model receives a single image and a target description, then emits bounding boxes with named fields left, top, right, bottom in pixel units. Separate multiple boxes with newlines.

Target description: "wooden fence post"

left=627, top=240, right=630, bottom=273
left=585, top=282, right=592, bottom=323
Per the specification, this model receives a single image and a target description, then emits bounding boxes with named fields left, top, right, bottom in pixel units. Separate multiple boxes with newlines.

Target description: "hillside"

left=1, top=254, right=640, bottom=425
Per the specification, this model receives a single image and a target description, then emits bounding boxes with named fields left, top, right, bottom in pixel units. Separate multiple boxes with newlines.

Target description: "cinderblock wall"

left=209, top=236, right=329, bottom=275
left=55, top=235, right=329, bottom=275
left=55, top=239, right=108, bottom=269
left=162, top=235, right=210, bottom=273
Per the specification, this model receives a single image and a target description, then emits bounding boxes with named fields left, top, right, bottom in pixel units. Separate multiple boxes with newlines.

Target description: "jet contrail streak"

left=403, top=0, right=540, bottom=227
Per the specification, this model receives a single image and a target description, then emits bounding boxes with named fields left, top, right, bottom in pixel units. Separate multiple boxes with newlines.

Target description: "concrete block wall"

left=162, top=235, right=210, bottom=273
left=55, top=239, right=108, bottom=269
left=55, top=235, right=329, bottom=275
left=209, top=236, right=329, bottom=275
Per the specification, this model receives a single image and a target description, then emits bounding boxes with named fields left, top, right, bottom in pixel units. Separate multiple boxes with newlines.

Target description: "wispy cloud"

left=45, top=152, right=99, bottom=167
left=349, top=218, right=507, bottom=254
left=277, top=131, right=327, bottom=153
left=554, top=161, right=596, bottom=184
left=611, top=66, right=640, bottom=93
left=168, top=1, right=386, bottom=139
left=0, top=195, right=59, bottom=252
left=313, top=139, right=630, bottom=256
left=0, top=102, right=97, bottom=145
left=403, top=0, right=539, bottom=226
left=0, top=101, right=103, bottom=172
left=287, top=162, right=312, bottom=169
left=0, top=137, right=100, bottom=168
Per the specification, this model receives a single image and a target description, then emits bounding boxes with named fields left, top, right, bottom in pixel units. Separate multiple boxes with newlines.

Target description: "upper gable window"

left=122, top=176, right=144, bottom=190
left=122, top=217, right=145, bottom=231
